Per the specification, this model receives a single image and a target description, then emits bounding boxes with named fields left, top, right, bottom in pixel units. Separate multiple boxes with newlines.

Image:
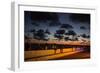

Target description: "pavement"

left=25, top=50, right=87, bottom=61
left=50, top=51, right=90, bottom=60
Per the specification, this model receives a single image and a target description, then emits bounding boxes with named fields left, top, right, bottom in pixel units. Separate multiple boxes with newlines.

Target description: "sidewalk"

left=26, top=50, right=82, bottom=61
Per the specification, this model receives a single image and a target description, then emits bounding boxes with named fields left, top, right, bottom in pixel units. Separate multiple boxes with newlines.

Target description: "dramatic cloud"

left=32, top=22, right=40, bottom=26
left=60, top=24, right=73, bottom=29
left=28, top=11, right=59, bottom=22
left=80, top=26, right=86, bottom=30
left=24, top=11, right=90, bottom=42
left=49, top=21, right=61, bottom=26
left=45, top=29, right=51, bottom=34
left=70, top=14, right=90, bottom=23
left=55, top=29, right=65, bottom=34
left=54, top=29, right=65, bottom=40
left=34, top=29, right=46, bottom=40
left=81, top=34, right=90, bottom=38
left=65, top=30, right=76, bottom=36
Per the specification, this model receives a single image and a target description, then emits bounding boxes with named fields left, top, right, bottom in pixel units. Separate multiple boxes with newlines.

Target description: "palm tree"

left=54, top=29, right=66, bottom=53
left=45, top=29, right=51, bottom=35
left=65, top=30, right=77, bottom=41
left=81, top=34, right=90, bottom=38
left=34, top=29, right=46, bottom=40
left=64, top=37, right=70, bottom=41
left=54, top=29, right=65, bottom=41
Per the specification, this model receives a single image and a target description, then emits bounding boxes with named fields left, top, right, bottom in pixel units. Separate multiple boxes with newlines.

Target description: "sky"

left=24, top=11, right=90, bottom=42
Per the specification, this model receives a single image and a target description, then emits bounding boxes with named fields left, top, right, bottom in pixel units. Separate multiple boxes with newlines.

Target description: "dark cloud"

left=54, top=34, right=63, bottom=40
left=55, top=29, right=65, bottom=34
left=81, top=34, right=90, bottom=38
left=65, top=30, right=76, bottom=36
left=70, top=14, right=90, bottom=24
left=32, top=22, right=40, bottom=26
left=64, top=37, right=70, bottom=41
left=45, top=29, right=51, bottom=34
left=49, top=21, right=61, bottom=26
left=25, top=11, right=59, bottom=22
left=60, top=24, right=73, bottom=29
left=24, top=11, right=90, bottom=42
left=80, top=26, right=86, bottom=30
left=30, top=29, right=36, bottom=33
left=54, top=29, right=65, bottom=40
left=34, top=29, right=46, bottom=40
left=24, top=11, right=31, bottom=25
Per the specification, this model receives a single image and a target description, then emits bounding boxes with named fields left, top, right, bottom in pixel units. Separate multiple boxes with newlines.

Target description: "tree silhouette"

left=64, top=37, right=70, bottom=41
left=72, top=37, right=78, bottom=41
left=56, top=29, right=65, bottom=34
left=65, top=30, right=77, bottom=41
left=75, top=37, right=78, bottom=41
left=65, top=30, right=76, bottom=36
left=81, top=34, right=90, bottom=38
left=34, top=29, right=46, bottom=40
left=45, top=29, right=51, bottom=34
left=44, top=29, right=51, bottom=41
left=54, top=29, right=65, bottom=41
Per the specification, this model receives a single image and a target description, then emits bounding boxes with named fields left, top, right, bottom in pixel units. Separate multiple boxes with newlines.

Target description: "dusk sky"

left=24, top=11, right=90, bottom=42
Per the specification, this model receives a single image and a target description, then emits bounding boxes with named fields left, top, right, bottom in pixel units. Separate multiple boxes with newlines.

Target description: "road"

left=25, top=50, right=90, bottom=61
left=50, top=51, right=90, bottom=60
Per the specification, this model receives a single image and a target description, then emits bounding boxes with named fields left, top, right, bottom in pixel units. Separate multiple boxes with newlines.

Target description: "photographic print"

left=24, top=11, right=90, bottom=62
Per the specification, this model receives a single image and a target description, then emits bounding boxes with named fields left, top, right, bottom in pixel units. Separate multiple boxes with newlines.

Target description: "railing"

left=25, top=42, right=90, bottom=52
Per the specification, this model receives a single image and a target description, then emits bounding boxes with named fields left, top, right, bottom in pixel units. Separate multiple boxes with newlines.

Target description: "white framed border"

left=11, top=2, right=97, bottom=71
